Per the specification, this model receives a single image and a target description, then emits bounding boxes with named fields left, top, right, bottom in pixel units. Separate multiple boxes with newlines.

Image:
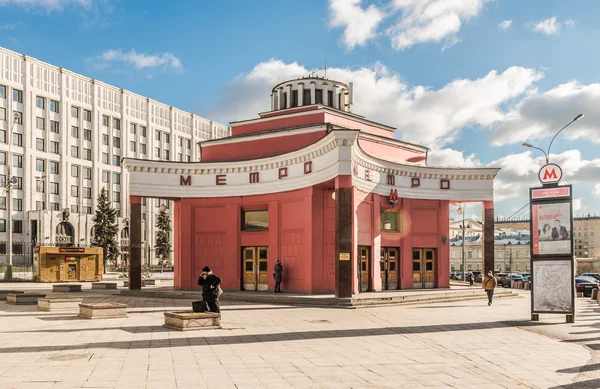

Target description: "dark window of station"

left=338, top=94, right=342, bottom=109
left=245, top=261, right=253, bottom=271
left=303, top=90, right=311, bottom=106
left=291, top=90, right=298, bottom=108
left=380, top=211, right=398, bottom=232
left=327, top=91, right=333, bottom=107
left=281, top=93, right=287, bottom=109
left=315, top=89, right=323, bottom=104
left=242, top=210, right=268, bottom=231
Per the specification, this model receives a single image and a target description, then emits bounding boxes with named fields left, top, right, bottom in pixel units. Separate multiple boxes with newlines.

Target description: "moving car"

left=502, top=273, right=524, bottom=288
left=575, top=276, right=599, bottom=297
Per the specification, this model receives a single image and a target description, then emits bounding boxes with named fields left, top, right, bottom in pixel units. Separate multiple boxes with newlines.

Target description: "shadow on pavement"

left=557, top=363, right=600, bottom=374
left=0, top=319, right=559, bottom=354
left=549, top=378, right=600, bottom=388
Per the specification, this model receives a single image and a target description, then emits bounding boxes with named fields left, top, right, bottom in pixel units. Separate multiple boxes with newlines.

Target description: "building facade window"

left=13, top=198, right=22, bottom=211
left=50, top=141, right=59, bottom=154
left=102, top=134, right=109, bottom=145
left=112, top=173, right=121, bottom=184
left=50, top=161, right=59, bottom=174
left=13, top=89, right=22, bottom=103
left=380, top=211, right=399, bottom=231
left=36, top=96, right=45, bottom=109
left=84, top=129, right=92, bottom=141
left=84, top=187, right=92, bottom=199
left=50, top=100, right=59, bottom=113
left=113, top=137, right=120, bottom=148
left=83, top=167, right=92, bottom=180
left=36, top=117, right=45, bottom=130
left=102, top=153, right=108, bottom=164
left=72, top=126, right=79, bottom=138
left=113, top=118, right=120, bottom=130
left=83, top=148, right=92, bottom=160
left=102, top=171, right=109, bottom=182
left=71, top=185, right=79, bottom=197
left=112, top=155, right=120, bottom=166
left=36, top=138, right=45, bottom=151
left=50, top=182, right=59, bottom=195
left=0, top=152, right=5, bottom=165
left=36, top=159, right=45, bottom=172
left=12, top=154, right=23, bottom=168
left=141, top=126, right=147, bottom=137
left=242, top=210, right=268, bottom=231
left=84, top=110, right=92, bottom=122
left=50, top=121, right=59, bottom=133
left=130, top=123, right=136, bottom=134
left=0, top=107, right=5, bottom=121
left=71, top=106, right=79, bottom=118
left=102, top=115, right=109, bottom=126
left=0, top=85, right=5, bottom=99
left=71, top=165, right=79, bottom=177
left=13, top=111, right=22, bottom=124
left=12, top=220, right=22, bottom=233
left=71, top=146, right=79, bottom=158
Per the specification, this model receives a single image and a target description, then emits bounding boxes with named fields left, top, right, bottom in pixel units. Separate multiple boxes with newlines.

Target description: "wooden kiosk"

left=33, top=247, right=103, bottom=282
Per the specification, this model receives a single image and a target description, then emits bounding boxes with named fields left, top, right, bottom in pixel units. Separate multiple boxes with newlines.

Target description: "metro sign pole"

left=525, top=114, right=583, bottom=324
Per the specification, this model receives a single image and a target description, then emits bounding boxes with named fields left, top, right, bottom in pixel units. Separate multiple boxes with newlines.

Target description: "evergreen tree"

left=91, top=188, right=119, bottom=272
left=155, top=208, right=172, bottom=271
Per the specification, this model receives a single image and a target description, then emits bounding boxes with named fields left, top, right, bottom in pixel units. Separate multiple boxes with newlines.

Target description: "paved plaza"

left=0, top=284, right=597, bottom=389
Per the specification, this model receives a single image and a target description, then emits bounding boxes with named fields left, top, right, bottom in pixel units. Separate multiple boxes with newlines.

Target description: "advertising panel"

left=532, top=260, right=574, bottom=313
left=531, top=201, right=572, bottom=256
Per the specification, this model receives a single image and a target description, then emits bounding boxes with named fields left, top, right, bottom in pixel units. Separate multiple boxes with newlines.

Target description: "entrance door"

left=358, top=246, right=370, bottom=292
left=242, top=247, right=269, bottom=291
left=412, top=248, right=436, bottom=289
left=380, top=247, right=399, bottom=290
left=67, top=263, right=78, bottom=280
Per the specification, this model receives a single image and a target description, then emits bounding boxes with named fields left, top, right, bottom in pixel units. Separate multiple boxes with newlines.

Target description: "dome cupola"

left=270, top=76, right=352, bottom=112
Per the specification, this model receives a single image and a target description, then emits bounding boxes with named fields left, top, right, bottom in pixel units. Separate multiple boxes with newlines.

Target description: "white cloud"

left=0, top=23, right=19, bottom=30
left=490, top=81, right=596, bottom=146
left=428, top=148, right=480, bottom=168
left=533, top=16, right=559, bottom=35
left=489, top=150, right=600, bottom=202
left=498, top=20, right=512, bottom=30
left=573, top=198, right=583, bottom=212
left=564, top=18, right=576, bottom=28
left=386, top=0, right=489, bottom=50
left=92, top=49, right=183, bottom=72
left=0, top=0, right=91, bottom=11
left=207, top=59, right=542, bottom=148
left=328, top=0, right=385, bottom=50
left=594, top=184, right=600, bottom=197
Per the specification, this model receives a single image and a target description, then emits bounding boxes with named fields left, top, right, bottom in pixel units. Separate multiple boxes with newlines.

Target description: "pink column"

left=437, top=200, right=450, bottom=288
left=372, top=195, right=382, bottom=291
left=482, top=201, right=495, bottom=274
left=400, top=198, right=413, bottom=289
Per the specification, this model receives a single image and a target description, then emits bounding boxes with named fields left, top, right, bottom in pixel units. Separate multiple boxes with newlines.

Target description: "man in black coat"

left=197, top=266, right=222, bottom=313
left=551, top=220, right=569, bottom=241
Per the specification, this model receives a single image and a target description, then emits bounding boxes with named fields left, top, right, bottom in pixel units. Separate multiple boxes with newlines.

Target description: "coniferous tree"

left=155, top=209, right=172, bottom=272
left=91, top=188, right=120, bottom=272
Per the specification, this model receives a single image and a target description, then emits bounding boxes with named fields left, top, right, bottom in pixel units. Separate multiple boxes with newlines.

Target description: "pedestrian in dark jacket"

left=197, top=266, right=222, bottom=313
left=273, top=259, right=283, bottom=293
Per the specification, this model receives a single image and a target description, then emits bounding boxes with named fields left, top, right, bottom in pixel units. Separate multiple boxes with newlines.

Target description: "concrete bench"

left=38, top=297, right=83, bottom=312
left=142, top=279, right=160, bottom=286
left=6, top=293, right=46, bottom=305
left=91, top=282, right=118, bottom=290
left=123, top=281, right=146, bottom=288
left=0, top=290, right=24, bottom=301
left=164, top=311, right=221, bottom=331
left=52, top=284, right=82, bottom=293
left=78, top=303, right=128, bottom=319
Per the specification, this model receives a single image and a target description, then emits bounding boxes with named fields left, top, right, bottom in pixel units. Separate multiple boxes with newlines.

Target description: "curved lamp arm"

left=547, top=114, right=583, bottom=161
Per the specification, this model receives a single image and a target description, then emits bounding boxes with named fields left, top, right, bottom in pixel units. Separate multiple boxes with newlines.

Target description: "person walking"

left=273, top=259, right=283, bottom=293
left=482, top=270, right=497, bottom=306
left=197, top=266, right=222, bottom=313
left=466, top=271, right=474, bottom=286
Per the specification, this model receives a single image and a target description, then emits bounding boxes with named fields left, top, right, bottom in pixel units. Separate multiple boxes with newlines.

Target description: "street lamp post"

left=4, top=112, right=21, bottom=279
left=35, top=175, right=46, bottom=247
left=522, top=114, right=584, bottom=162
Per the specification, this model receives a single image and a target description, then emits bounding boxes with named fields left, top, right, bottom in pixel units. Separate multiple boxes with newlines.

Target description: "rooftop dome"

left=270, top=76, right=352, bottom=112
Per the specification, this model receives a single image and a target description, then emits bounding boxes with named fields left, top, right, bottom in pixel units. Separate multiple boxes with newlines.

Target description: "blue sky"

left=2, top=0, right=599, bottom=220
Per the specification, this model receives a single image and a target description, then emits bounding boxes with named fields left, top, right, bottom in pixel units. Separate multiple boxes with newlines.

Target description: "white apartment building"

left=0, top=46, right=230, bottom=268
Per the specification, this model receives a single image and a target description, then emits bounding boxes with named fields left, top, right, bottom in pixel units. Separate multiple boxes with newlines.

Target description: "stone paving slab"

left=0, top=286, right=592, bottom=388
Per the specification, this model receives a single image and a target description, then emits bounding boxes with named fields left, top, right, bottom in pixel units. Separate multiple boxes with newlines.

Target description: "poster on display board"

left=531, top=201, right=572, bottom=256
left=532, top=259, right=574, bottom=314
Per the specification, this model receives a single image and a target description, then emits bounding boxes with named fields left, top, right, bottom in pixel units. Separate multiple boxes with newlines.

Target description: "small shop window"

left=380, top=211, right=399, bottom=232
left=245, top=262, right=253, bottom=271
left=243, top=210, right=268, bottom=231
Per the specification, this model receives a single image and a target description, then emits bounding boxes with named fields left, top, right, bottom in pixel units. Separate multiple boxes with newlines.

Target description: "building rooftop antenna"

left=324, top=61, right=327, bottom=79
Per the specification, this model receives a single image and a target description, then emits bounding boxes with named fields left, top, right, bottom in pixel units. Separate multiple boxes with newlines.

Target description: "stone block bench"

left=6, top=293, right=46, bottom=305
left=52, top=284, right=82, bottom=293
left=142, top=279, right=160, bottom=286
left=78, top=303, right=128, bottom=319
left=91, top=282, right=118, bottom=290
left=38, top=297, right=83, bottom=312
left=0, top=290, right=24, bottom=301
left=164, top=311, right=221, bottom=331
left=123, top=281, right=146, bottom=288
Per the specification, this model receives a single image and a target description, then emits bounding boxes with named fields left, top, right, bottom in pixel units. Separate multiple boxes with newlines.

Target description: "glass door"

left=242, top=247, right=269, bottom=291
left=358, top=246, right=370, bottom=292
left=380, top=247, right=399, bottom=290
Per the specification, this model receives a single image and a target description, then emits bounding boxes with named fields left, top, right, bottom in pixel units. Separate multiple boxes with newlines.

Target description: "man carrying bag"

left=195, top=266, right=222, bottom=313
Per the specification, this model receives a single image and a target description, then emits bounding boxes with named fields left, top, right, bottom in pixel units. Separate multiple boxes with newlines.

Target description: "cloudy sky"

left=2, top=0, right=599, bottom=220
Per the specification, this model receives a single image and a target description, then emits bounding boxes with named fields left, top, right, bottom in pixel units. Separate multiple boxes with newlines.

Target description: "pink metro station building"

left=124, top=77, right=499, bottom=297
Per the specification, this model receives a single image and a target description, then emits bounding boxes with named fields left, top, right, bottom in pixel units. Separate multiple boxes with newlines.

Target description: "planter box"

left=142, top=279, right=160, bottom=286
left=164, top=311, right=221, bottom=331
left=6, top=293, right=46, bottom=305
left=91, top=282, right=118, bottom=290
left=78, top=303, right=128, bottom=319
left=38, top=297, right=83, bottom=312
left=0, top=290, right=24, bottom=301
left=123, top=281, right=146, bottom=288
left=52, top=284, right=82, bottom=293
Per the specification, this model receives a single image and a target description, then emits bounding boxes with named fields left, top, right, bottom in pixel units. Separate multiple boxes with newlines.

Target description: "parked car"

left=494, top=272, right=508, bottom=286
left=575, top=276, right=599, bottom=297
left=475, top=273, right=485, bottom=283
left=522, top=275, right=531, bottom=283
left=502, top=273, right=524, bottom=288
left=580, top=273, right=600, bottom=282
left=453, top=272, right=464, bottom=281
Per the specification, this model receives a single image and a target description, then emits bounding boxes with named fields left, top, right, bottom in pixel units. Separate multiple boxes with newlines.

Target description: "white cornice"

left=201, top=125, right=327, bottom=147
